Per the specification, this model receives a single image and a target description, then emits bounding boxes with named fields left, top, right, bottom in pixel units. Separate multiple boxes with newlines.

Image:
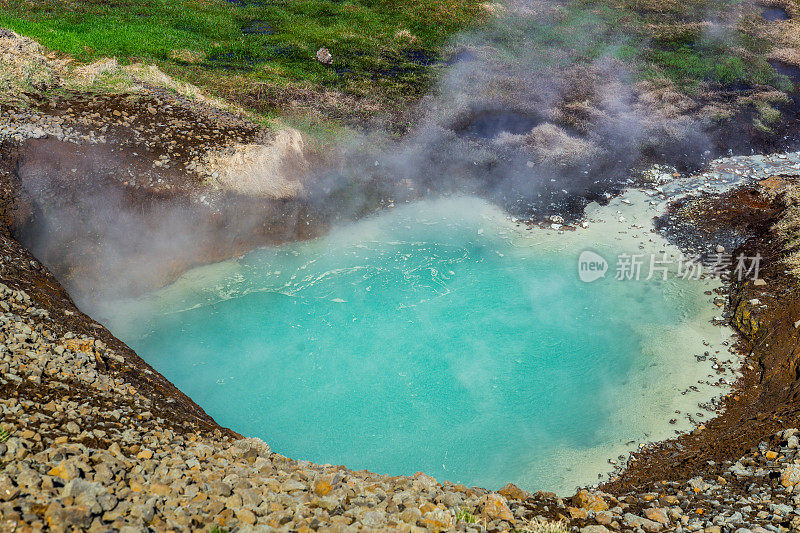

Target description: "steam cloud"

left=17, top=0, right=724, bottom=308
left=311, top=0, right=712, bottom=221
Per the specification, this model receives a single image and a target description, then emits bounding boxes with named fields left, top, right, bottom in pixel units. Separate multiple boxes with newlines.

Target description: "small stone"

left=498, top=482, right=530, bottom=500
left=400, top=507, right=422, bottom=523
left=235, top=508, right=256, bottom=525
left=574, top=489, right=609, bottom=511
left=313, top=478, right=332, bottom=496
left=48, top=460, right=79, bottom=481
left=421, top=508, right=454, bottom=530
left=137, top=449, right=154, bottom=460
left=596, top=511, right=613, bottom=525
left=316, top=48, right=333, bottom=64
left=130, top=501, right=155, bottom=523
left=569, top=507, right=589, bottom=520
left=310, top=496, right=337, bottom=511
left=0, top=475, right=19, bottom=501
left=150, top=483, right=170, bottom=496
left=781, top=464, right=800, bottom=487
left=280, top=479, right=305, bottom=492
left=623, top=512, right=663, bottom=532
left=582, top=526, right=611, bottom=533
left=47, top=505, right=92, bottom=529
left=232, top=437, right=270, bottom=458
left=644, top=507, right=669, bottom=525
left=360, top=510, right=386, bottom=528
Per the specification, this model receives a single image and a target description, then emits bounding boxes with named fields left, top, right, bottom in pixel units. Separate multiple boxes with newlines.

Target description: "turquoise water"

left=103, top=197, right=722, bottom=493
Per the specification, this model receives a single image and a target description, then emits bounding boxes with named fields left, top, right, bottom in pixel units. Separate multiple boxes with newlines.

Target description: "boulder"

left=481, top=493, right=514, bottom=522
left=574, top=489, right=609, bottom=511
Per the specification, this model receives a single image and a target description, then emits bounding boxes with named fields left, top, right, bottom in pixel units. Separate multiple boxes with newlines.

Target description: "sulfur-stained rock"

left=421, top=508, right=454, bottom=530
left=574, top=489, right=609, bottom=511
left=498, top=482, right=530, bottom=501
left=781, top=464, right=800, bottom=487
left=644, top=507, right=669, bottom=524
left=314, top=477, right=333, bottom=496
left=48, top=459, right=79, bottom=481
left=481, top=493, right=514, bottom=522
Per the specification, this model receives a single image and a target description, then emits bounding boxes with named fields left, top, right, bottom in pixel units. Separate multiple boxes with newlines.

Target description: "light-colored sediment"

left=203, top=131, right=307, bottom=198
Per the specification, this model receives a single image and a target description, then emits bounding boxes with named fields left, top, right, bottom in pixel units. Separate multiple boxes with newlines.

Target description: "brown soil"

left=4, top=87, right=327, bottom=303
left=23, top=88, right=263, bottom=192
left=606, top=180, right=800, bottom=493
left=16, top=136, right=321, bottom=302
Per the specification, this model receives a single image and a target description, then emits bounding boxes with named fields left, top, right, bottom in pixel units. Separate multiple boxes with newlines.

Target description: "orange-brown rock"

left=573, top=489, right=609, bottom=512
left=481, top=493, right=514, bottom=522
left=498, top=482, right=530, bottom=501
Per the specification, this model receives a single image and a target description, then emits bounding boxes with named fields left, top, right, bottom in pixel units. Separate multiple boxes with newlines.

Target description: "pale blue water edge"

left=101, top=196, right=724, bottom=493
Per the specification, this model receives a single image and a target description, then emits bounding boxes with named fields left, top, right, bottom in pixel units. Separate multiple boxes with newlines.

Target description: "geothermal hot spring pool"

left=101, top=194, right=734, bottom=493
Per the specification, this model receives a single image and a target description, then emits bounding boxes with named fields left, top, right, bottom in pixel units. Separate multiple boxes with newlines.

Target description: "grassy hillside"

left=0, top=0, right=795, bottom=132
left=0, top=0, right=484, bottom=119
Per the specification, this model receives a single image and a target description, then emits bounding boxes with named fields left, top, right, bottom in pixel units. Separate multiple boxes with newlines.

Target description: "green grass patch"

left=0, top=0, right=792, bottom=125
left=474, top=0, right=784, bottom=92
left=0, top=0, right=485, bottom=109
left=455, top=507, right=480, bottom=524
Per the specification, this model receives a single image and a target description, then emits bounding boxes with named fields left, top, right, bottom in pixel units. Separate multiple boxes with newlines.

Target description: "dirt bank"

left=1, top=83, right=327, bottom=306
left=604, top=177, right=800, bottom=494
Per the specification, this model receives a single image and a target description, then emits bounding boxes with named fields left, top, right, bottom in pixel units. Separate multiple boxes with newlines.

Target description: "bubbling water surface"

left=102, top=195, right=732, bottom=493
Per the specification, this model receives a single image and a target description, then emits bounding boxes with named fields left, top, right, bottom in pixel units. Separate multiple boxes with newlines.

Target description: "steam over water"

left=101, top=196, right=732, bottom=493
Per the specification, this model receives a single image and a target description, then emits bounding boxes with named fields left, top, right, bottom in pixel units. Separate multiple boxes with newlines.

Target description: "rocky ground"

left=5, top=20, right=800, bottom=533
left=4, top=254, right=800, bottom=532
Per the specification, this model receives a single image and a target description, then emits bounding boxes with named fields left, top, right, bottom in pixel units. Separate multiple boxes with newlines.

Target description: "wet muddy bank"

left=604, top=176, right=800, bottom=493
left=14, top=136, right=322, bottom=306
